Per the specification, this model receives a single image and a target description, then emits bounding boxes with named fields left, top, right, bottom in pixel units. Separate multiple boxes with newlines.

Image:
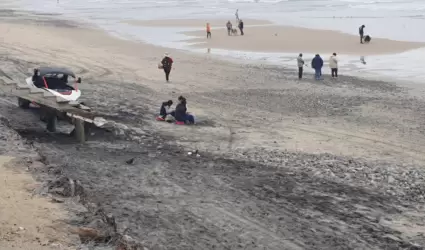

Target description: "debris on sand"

left=47, top=176, right=85, bottom=197
left=125, top=158, right=135, bottom=165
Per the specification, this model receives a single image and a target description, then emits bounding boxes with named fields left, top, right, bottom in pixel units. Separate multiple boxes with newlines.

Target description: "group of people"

left=207, top=10, right=245, bottom=38
left=297, top=53, right=339, bottom=80
left=225, top=19, right=244, bottom=36
left=295, top=24, right=371, bottom=80
left=157, top=96, right=195, bottom=125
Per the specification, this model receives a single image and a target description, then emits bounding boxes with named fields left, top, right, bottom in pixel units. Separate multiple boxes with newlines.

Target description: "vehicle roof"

left=37, top=67, right=76, bottom=77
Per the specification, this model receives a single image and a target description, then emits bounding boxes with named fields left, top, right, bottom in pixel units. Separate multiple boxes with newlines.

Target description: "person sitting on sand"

left=174, top=96, right=195, bottom=125
left=329, top=52, right=338, bottom=78
left=238, top=20, right=244, bottom=36
left=206, top=23, right=211, bottom=39
left=297, top=53, right=305, bottom=79
left=311, top=54, right=323, bottom=80
left=161, top=52, right=173, bottom=82
left=226, top=21, right=232, bottom=36
left=156, top=100, right=173, bottom=121
left=359, top=25, right=365, bottom=44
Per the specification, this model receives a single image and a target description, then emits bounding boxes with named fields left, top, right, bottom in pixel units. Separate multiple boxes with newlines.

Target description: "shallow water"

left=1, top=0, right=425, bottom=82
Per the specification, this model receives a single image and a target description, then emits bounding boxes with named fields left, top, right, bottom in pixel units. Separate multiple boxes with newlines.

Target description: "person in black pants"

left=238, top=20, right=244, bottom=36
left=297, top=53, right=304, bottom=79
left=161, top=53, right=173, bottom=82
left=359, top=25, right=365, bottom=44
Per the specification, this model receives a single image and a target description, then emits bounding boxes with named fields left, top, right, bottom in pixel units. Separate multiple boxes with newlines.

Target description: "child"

left=156, top=100, right=173, bottom=121
left=206, top=23, right=211, bottom=39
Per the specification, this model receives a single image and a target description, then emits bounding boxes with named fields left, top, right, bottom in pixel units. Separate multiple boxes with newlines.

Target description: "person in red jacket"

left=161, top=53, right=173, bottom=82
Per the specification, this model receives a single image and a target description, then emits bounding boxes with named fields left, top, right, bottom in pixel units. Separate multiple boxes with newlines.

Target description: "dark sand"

left=0, top=11, right=424, bottom=249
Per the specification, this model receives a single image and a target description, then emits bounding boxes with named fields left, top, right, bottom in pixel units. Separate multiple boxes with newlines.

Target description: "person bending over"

left=359, top=25, right=365, bottom=44
left=156, top=100, right=173, bottom=121
left=161, top=53, right=173, bottom=82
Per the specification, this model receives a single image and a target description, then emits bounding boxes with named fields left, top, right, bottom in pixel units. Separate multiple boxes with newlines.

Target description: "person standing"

left=206, top=23, right=211, bottom=39
left=238, top=20, right=244, bottom=36
left=329, top=52, right=338, bottom=78
left=226, top=21, right=232, bottom=36
left=235, top=9, right=239, bottom=22
left=311, top=54, right=323, bottom=80
left=161, top=52, right=173, bottom=82
left=359, top=25, right=365, bottom=44
left=297, top=53, right=305, bottom=79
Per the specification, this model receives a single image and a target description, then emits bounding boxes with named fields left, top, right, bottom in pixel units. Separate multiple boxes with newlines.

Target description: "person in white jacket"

left=329, top=53, right=338, bottom=78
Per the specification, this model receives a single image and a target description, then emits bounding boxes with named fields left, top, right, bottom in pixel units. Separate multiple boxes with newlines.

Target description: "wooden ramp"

left=0, top=76, right=99, bottom=142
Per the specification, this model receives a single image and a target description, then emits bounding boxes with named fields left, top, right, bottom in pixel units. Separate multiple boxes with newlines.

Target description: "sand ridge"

left=126, top=18, right=425, bottom=55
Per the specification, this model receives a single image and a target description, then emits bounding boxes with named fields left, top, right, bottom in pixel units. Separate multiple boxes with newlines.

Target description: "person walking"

left=359, top=25, right=365, bottom=44
left=297, top=53, right=305, bottom=79
left=238, top=20, right=244, bottom=36
left=226, top=21, right=232, bottom=36
left=329, top=52, right=338, bottom=78
left=206, top=23, right=211, bottom=39
left=161, top=52, right=173, bottom=82
left=311, top=54, right=323, bottom=80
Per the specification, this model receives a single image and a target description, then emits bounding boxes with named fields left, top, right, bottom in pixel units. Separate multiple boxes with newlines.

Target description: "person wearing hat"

left=161, top=52, right=173, bottom=82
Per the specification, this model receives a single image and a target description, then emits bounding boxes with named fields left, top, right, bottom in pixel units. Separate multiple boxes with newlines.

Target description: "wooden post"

left=74, top=119, right=86, bottom=143
left=46, top=114, right=57, bottom=132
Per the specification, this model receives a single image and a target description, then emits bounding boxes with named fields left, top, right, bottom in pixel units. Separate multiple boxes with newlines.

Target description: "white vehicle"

left=19, top=67, right=83, bottom=109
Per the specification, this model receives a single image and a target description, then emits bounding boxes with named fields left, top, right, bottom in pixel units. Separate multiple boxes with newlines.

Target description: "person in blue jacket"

left=311, top=54, right=323, bottom=80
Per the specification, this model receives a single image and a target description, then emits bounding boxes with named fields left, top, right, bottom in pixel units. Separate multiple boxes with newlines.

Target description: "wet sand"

left=0, top=11, right=425, bottom=249
left=181, top=24, right=425, bottom=55
left=128, top=18, right=425, bottom=55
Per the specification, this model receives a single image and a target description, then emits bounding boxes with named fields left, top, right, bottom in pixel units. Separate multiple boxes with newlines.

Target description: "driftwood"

left=49, top=176, right=148, bottom=249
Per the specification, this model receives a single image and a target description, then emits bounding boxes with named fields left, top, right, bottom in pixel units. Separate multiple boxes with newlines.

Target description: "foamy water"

left=1, top=0, right=425, bottom=83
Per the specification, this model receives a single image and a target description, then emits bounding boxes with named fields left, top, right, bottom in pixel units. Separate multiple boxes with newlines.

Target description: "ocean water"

left=1, top=0, right=425, bottom=83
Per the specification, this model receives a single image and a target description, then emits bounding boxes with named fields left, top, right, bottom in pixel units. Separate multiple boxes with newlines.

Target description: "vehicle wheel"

left=18, top=97, right=30, bottom=109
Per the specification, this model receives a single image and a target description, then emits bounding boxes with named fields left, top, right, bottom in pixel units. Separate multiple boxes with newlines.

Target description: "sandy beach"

left=154, top=20, right=425, bottom=55
left=0, top=10, right=425, bottom=249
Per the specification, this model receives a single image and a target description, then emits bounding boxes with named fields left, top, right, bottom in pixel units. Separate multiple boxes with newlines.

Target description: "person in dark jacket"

left=161, top=53, right=173, bottom=82
left=311, top=54, right=323, bottom=80
left=359, top=25, right=365, bottom=44
left=226, top=21, right=232, bottom=36
left=156, top=100, right=173, bottom=121
left=238, top=20, right=244, bottom=36
left=174, top=96, right=195, bottom=125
